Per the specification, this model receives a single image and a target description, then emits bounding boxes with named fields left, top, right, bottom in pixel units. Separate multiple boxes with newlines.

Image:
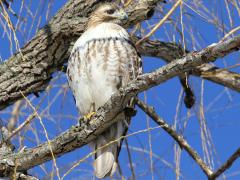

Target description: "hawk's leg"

left=83, top=102, right=96, bottom=121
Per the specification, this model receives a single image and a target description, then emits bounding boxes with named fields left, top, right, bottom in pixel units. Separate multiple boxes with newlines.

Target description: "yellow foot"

left=84, top=112, right=96, bottom=121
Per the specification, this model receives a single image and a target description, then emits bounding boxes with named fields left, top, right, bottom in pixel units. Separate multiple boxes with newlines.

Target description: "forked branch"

left=0, top=34, right=239, bottom=177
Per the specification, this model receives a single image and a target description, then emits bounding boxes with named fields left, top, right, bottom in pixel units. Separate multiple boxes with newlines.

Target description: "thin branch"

left=7, top=111, right=37, bottom=140
left=135, top=99, right=213, bottom=177
left=220, top=26, right=240, bottom=42
left=125, top=139, right=136, bottom=180
left=7, top=100, right=22, bottom=132
left=20, top=91, right=61, bottom=180
left=136, top=37, right=240, bottom=92
left=210, top=148, right=240, bottom=180
left=136, top=0, right=182, bottom=46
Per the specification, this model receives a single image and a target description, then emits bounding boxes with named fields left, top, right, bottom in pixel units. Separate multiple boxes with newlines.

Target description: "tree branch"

left=135, top=98, right=213, bottom=177
left=210, top=148, right=240, bottom=179
left=0, top=0, right=239, bottom=112
left=0, top=0, right=161, bottom=110
left=0, top=34, right=239, bottom=176
left=193, top=63, right=240, bottom=92
left=136, top=38, right=240, bottom=92
left=137, top=98, right=240, bottom=179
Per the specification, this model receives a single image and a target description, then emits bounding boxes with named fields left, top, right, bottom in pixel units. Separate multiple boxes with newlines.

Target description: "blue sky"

left=0, top=0, right=240, bottom=179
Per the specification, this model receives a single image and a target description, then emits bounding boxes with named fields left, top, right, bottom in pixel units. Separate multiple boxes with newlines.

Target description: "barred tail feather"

left=91, top=115, right=128, bottom=178
left=93, top=150, right=116, bottom=178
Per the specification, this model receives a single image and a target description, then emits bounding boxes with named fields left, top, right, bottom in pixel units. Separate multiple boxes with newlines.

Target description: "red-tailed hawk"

left=67, top=3, right=142, bottom=178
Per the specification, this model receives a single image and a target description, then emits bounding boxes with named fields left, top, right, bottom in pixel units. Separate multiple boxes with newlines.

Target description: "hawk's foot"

left=83, top=112, right=96, bottom=121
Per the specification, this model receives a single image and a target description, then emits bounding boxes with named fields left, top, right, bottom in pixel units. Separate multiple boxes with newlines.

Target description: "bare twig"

left=136, top=0, right=182, bottom=46
left=220, top=26, right=240, bottom=42
left=7, top=100, right=22, bottom=132
left=125, top=139, right=136, bottom=180
left=210, top=148, right=240, bottom=180
left=61, top=126, right=162, bottom=179
left=20, top=91, right=61, bottom=180
left=7, top=111, right=37, bottom=140
left=135, top=99, right=213, bottom=177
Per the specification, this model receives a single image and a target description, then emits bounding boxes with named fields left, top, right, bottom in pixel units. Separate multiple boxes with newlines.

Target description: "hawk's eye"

left=106, top=9, right=115, bottom=14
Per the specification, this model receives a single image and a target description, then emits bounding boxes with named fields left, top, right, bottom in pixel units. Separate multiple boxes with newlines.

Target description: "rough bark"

left=193, top=64, right=240, bottom=92
left=0, top=0, right=240, bottom=178
left=0, top=0, right=239, bottom=112
left=0, top=0, right=160, bottom=110
left=0, top=34, right=239, bottom=176
left=136, top=38, right=240, bottom=92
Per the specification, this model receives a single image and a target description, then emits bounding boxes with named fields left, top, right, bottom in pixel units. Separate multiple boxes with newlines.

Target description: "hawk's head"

left=87, top=3, right=128, bottom=29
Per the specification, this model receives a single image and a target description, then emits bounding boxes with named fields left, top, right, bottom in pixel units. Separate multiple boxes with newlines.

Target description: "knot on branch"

left=0, top=158, right=14, bottom=177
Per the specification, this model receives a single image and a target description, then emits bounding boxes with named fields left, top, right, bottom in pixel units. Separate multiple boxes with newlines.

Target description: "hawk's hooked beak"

left=117, top=9, right=128, bottom=21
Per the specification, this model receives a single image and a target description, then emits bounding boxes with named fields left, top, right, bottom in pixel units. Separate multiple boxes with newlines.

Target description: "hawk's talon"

left=83, top=112, right=96, bottom=121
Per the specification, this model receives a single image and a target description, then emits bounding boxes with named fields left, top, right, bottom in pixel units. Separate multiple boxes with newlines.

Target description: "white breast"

left=67, top=22, right=137, bottom=115
left=73, top=23, right=129, bottom=48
